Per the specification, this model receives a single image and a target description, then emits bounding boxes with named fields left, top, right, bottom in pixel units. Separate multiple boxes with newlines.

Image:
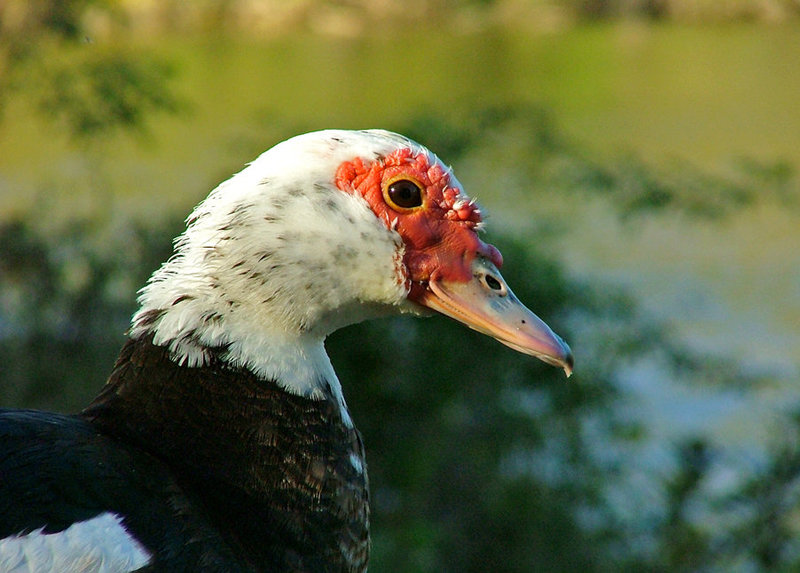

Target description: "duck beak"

left=416, top=257, right=573, bottom=377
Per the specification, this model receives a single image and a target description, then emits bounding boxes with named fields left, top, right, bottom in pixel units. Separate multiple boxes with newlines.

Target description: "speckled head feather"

left=130, top=130, right=489, bottom=405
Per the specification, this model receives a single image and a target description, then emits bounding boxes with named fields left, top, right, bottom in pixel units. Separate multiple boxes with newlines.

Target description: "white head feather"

left=130, top=130, right=440, bottom=414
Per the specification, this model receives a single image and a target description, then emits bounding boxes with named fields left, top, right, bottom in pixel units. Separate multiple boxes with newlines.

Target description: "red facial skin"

left=335, top=148, right=502, bottom=300
left=335, top=146, right=574, bottom=376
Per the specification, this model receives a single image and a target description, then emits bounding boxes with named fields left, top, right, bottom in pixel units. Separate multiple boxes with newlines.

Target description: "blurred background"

left=1, top=0, right=799, bottom=570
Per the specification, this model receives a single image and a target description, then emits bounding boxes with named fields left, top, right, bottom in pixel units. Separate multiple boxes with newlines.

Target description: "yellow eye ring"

left=383, top=176, right=425, bottom=212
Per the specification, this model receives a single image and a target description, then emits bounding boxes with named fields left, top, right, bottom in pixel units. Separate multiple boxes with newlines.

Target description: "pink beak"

left=416, top=257, right=573, bottom=377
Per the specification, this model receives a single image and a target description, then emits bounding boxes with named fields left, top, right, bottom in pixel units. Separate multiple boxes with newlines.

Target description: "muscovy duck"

left=0, top=130, right=572, bottom=572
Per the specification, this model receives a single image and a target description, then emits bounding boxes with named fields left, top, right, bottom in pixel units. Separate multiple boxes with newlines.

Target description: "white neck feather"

left=130, top=131, right=425, bottom=416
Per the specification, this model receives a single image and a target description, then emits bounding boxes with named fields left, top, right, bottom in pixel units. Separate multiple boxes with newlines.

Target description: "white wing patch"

left=0, top=512, right=151, bottom=573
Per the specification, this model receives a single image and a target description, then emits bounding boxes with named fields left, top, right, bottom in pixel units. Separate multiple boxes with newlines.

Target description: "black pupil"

left=388, top=180, right=422, bottom=208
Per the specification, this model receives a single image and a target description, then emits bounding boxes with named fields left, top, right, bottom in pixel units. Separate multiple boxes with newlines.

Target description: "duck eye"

left=386, top=179, right=423, bottom=210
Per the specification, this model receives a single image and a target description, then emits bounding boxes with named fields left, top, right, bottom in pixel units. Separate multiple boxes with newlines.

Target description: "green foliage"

left=0, top=0, right=183, bottom=141
left=35, top=49, right=184, bottom=141
left=0, top=214, right=179, bottom=411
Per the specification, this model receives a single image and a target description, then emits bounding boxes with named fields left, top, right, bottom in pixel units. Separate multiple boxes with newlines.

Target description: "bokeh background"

left=2, top=1, right=800, bottom=570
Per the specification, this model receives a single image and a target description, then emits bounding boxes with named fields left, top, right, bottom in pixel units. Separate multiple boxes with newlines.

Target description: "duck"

left=0, top=129, right=572, bottom=572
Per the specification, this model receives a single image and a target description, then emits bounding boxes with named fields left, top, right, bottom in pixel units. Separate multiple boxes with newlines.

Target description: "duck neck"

left=82, top=334, right=370, bottom=571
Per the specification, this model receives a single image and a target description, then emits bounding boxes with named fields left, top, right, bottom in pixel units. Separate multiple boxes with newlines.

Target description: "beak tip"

left=534, top=338, right=573, bottom=378
left=550, top=334, right=574, bottom=379
left=561, top=347, right=574, bottom=378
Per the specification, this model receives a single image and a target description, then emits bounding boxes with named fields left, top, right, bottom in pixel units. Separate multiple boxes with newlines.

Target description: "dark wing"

left=0, top=409, right=248, bottom=572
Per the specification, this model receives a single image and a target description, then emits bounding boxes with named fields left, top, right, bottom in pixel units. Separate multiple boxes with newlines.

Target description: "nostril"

left=483, top=273, right=503, bottom=292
